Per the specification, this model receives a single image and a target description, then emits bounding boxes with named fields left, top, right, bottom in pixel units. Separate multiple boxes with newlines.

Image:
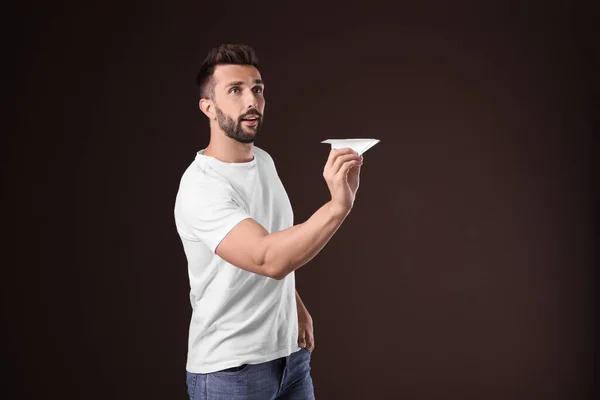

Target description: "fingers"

left=348, top=161, right=362, bottom=177
left=332, top=154, right=360, bottom=175
left=329, top=153, right=362, bottom=176
left=337, top=156, right=363, bottom=178
left=299, top=336, right=314, bottom=352
left=326, top=148, right=358, bottom=171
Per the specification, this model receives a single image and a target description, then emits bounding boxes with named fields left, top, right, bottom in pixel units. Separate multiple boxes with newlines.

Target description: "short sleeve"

left=178, top=181, right=251, bottom=253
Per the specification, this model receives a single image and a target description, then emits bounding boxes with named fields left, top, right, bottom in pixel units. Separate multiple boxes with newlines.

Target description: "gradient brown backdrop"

left=2, top=1, right=597, bottom=399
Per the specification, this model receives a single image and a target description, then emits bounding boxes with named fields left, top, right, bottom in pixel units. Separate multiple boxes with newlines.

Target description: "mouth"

left=241, top=115, right=260, bottom=127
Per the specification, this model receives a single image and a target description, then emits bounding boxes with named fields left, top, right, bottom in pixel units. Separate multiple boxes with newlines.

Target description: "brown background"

left=2, top=1, right=596, bottom=399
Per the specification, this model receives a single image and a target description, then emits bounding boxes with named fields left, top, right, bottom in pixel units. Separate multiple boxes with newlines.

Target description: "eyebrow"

left=225, top=79, right=264, bottom=88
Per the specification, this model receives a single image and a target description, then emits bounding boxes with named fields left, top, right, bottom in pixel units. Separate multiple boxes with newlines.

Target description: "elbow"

left=258, top=238, right=284, bottom=280
left=264, top=259, right=291, bottom=281
left=258, top=236, right=290, bottom=281
left=264, top=261, right=287, bottom=281
left=270, top=268, right=287, bottom=281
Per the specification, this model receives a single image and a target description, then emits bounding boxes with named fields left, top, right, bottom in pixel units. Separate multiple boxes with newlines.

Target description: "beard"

left=215, top=105, right=263, bottom=144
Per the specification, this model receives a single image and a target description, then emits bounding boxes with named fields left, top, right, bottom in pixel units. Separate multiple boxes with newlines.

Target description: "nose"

left=244, top=90, right=258, bottom=109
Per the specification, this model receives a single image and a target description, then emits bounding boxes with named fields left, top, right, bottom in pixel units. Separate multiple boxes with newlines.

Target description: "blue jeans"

left=186, top=348, right=315, bottom=399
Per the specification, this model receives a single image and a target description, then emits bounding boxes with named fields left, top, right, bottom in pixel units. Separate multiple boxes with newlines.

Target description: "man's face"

left=211, top=64, right=265, bottom=144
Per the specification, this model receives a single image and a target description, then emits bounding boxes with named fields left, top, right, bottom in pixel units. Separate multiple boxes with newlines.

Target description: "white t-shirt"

left=174, top=146, right=301, bottom=374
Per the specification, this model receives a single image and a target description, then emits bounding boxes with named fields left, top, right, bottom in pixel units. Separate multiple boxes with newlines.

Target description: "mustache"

left=239, top=110, right=263, bottom=120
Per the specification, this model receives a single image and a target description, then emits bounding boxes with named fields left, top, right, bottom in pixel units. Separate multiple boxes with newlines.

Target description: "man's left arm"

left=296, top=289, right=315, bottom=352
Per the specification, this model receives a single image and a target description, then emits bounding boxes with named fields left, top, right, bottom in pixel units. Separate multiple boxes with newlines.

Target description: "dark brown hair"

left=196, top=44, right=260, bottom=99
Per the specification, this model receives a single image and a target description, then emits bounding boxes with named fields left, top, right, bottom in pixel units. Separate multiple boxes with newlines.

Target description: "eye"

left=229, top=87, right=240, bottom=94
left=253, top=86, right=263, bottom=94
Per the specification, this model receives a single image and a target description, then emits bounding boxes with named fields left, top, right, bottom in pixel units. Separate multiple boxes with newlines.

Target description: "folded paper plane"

left=321, top=139, right=380, bottom=155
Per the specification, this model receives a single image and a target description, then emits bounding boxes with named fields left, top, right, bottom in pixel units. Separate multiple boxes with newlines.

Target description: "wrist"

left=298, top=311, right=313, bottom=324
left=328, top=200, right=351, bottom=220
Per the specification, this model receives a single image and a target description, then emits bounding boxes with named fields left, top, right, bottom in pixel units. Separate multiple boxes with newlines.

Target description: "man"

left=174, top=44, right=363, bottom=400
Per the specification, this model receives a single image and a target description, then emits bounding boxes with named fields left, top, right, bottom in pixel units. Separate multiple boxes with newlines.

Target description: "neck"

left=203, top=129, right=255, bottom=163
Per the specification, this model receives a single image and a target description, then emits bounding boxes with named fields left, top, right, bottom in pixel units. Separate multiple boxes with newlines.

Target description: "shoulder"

left=253, top=146, right=276, bottom=167
left=178, top=163, right=237, bottom=204
left=253, top=146, right=273, bottom=162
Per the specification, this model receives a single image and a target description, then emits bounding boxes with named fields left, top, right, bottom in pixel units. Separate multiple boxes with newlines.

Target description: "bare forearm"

left=263, top=201, right=348, bottom=279
left=295, top=289, right=309, bottom=316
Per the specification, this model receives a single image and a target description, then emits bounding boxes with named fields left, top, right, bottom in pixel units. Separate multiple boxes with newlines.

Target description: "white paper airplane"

left=321, top=139, right=380, bottom=155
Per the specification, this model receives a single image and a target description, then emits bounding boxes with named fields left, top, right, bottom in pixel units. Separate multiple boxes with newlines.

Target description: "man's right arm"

left=215, top=148, right=363, bottom=280
left=215, top=200, right=349, bottom=280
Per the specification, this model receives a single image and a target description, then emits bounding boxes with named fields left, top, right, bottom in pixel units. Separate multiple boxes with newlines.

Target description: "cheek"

left=224, top=105, right=240, bottom=118
left=218, top=97, right=239, bottom=112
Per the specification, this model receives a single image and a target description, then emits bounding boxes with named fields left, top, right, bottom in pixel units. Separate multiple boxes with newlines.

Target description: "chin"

left=243, top=130, right=259, bottom=138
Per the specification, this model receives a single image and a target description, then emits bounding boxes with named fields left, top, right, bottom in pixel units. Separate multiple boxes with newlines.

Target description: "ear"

left=199, top=98, right=215, bottom=120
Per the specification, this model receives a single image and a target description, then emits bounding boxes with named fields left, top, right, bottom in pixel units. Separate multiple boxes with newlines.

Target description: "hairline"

left=203, top=64, right=262, bottom=100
